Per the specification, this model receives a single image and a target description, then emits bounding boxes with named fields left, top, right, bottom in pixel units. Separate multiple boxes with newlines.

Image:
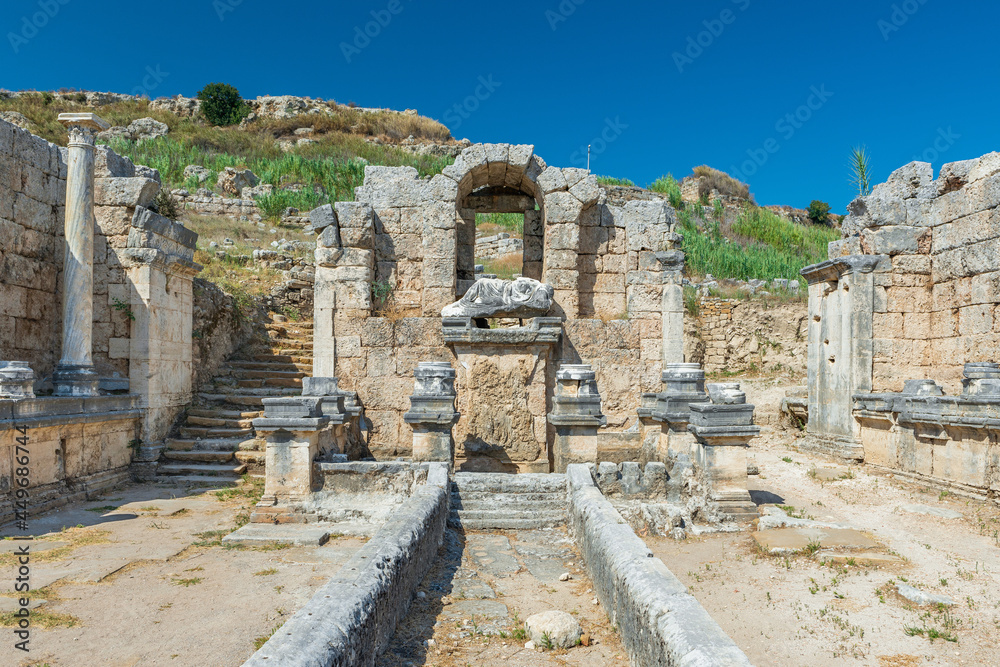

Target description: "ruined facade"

left=309, top=144, right=687, bottom=471
left=803, top=154, right=1000, bottom=499
left=0, top=116, right=199, bottom=507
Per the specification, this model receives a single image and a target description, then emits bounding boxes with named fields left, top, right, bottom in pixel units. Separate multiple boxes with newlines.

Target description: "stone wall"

left=311, top=145, right=683, bottom=470
left=243, top=464, right=449, bottom=666
left=0, top=118, right=176, bottom=388
left=474, top=232, right=522, bottom=260
left=693, top=298, right=809, bottom=375
left=830, top=155, right=1000, bottom=394
left=566, top=464, right=752, bottom=665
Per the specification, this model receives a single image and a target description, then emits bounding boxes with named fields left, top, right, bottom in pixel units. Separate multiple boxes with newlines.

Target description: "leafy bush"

left=807, top=200, right=832, bottom=225
left=152, top=189, right=180, bottom=220
left=649, top=174, right=683, bottom=209
left=691, top=165, right=753, bottom=203
left=197, top=83, right=250, bottom=127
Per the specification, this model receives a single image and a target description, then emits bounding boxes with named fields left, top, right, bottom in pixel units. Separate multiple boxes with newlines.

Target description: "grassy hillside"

left=0, top=93, right=454, bottom=217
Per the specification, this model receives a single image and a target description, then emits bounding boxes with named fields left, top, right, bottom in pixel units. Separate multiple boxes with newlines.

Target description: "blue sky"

left=3, top=0, right=997, bottom=211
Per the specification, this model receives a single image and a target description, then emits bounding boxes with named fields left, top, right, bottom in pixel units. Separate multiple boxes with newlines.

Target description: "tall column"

left=53, top=113, right=109, bottom=397
left=657, top=250, right=686, bottom=368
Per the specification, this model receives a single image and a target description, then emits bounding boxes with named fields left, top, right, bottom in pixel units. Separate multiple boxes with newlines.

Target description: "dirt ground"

left=0, top=480, right=366, bottom=667
left=644, top=382, right=1000, bottom=667
left=379, top=527, right=628, bottom=666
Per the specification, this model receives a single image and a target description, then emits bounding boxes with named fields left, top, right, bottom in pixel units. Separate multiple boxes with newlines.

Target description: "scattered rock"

left=896, top=583, right=955, bottom=607
left=98, top=117, right=168, bottom=143
left=525, top=610, right=582, bottom=649
left=901, top=504, right=963, bottom=520
left=242, top=183, right=275, bottom=200
left=184, top=165, right=212, bottom=184
left=524, top=640, right=535, bottom=650
left=217, top=167, right=259, bottom=197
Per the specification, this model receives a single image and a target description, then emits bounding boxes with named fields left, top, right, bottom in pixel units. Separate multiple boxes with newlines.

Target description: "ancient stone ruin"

left=4, top=107, right=999, bottom=665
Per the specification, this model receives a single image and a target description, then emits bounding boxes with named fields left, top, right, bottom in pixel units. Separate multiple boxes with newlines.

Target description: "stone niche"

left=311, top=143, right=682, bottom=469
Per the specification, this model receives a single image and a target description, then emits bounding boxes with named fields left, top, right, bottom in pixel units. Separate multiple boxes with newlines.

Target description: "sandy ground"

left=379, top=527, right=627, bottom=666
left=646, top=422, right=1000, bottom=667
left=0, top=480, right=366, bottom=667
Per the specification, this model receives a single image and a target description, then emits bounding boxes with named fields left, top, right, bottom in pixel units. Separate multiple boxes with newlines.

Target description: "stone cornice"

left=800, top=255, right=887, bottom=284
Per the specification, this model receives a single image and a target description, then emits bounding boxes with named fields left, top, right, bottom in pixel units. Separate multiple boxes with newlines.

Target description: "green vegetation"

left=476, top=211, right=523, bottom=235
left=850, top=145, right=873, bottom=197
left=596, top=175, right=636, bottom=187
left=690, top=165, right=753, bottom=203
left=677, top=204, right=839, bottom=284
left=197, top=82, right=250, bottom=127
left=648, top=174, right=683, bottom=209
left=807, top=200, right=832, bottom=225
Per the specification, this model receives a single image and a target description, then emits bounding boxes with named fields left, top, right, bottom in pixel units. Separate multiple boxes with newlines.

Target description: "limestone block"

left=537, top=166, right=567, bottom=194
left=94, top=206, right=132, bottom=237
left=546, top=249, right=578, bottom=271
left=545, top=269, right=579, bottom=291
left=428, top=174, right=458, bottom=202
left=627, top=285, right=662, bottom=314
left=334, top=281, right=372, bottom=310
left=887, top=161, right=934, bottom=198
left=422, top=226, right=457, bottom=258
left=569, top=176, right=601, bottom=208
left=624, top=200, right=671, bottom=252
left=358, top=173, right=431, bottom=208
left=315, top=247, right=373, bottom=268
left=505, top=144, right=533, bottom=189
left=422, top=257, right=455, bottom=289
left=485, top=143, right=509, bottom=184
left=14, top=192, right=55, bottom=233
left=463, top=144, right=489, bottom=187
left=562, top=168, right=589, bottom=189
left=545, top=191, right=583, bottom=224
left=860, top=225, right=929, bottom=256
left=545, top=223, right=580, bottom=251
left=95, top=177, right=159, bottom=207
left=966, top=152, right=1000, bottom=184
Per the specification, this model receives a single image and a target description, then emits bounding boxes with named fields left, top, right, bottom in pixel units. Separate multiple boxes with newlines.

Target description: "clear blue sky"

left=3, top=0, right=997, bottom=211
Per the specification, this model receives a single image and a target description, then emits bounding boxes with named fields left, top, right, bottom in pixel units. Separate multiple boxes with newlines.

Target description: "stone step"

left=184, top=415, right=255, bottom=429
left=268, top=338, right=312, bottom=349
left=166, top=437, right=252, bottom=452
left=447, top=511, right=567, bottom=530
left=204, top=386, right=303, bottom=397
left=451, top=473, right=567, bottom=494
left=154, top=475, right=241, bottom=486
left=158, top=462, right=247, bottom=476
left=450, top=490, right=567, bottom=504
left=163, top=450, right=235, bottom=463
left=198, top=393, right=266, bottom=407
left=250, top=354, right=313, bottom=364
left=180, top=426, right=254, bottom=439
left=273, top=348, right=314, bottom=357
left=235, top=377, right=302, bottom=389
left=450, top=497, right=567, bottom=513
left=187, top=407, right=263, bottom=420
left=228, top=369, right=307, bottom=380
left=235, top=451, right=266, bottom=466
left=226, top=361, right=313, bottom=373
left=267, top=321, right=313, bottom=331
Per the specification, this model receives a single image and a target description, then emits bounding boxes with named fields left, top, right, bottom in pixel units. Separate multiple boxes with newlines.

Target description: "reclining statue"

left=441, top=277, right=554, bottom=319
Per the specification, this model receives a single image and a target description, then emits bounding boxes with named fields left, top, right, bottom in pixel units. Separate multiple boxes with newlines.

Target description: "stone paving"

left=378, top=527, right=628, bottom=666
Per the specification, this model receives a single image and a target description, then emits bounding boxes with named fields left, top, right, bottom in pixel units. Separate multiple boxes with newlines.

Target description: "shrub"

left=690, top=165, right=753, bottom=203
left=197, top=83, right=250, bottom=127
left=596, top=175, right=635, bottom=187
left=152, top=189, right=180, bottom=221
left=807, top=200, right=832, bottom=225
left=649, top=174, right=683, bottom=209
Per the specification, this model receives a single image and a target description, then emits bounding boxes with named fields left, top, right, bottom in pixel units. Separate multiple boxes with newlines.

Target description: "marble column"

left=656, top=250, right=686, bottom=368
left=53, top=113, right=110, bottom=397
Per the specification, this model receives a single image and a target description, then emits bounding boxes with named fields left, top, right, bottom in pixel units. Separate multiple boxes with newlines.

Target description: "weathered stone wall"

left=832, top=155, right=1000, bottom=394
left=566, top=464, right=752, bottom=665
left=243, top=464, right=449, bottom=666
left=693, top=297, right=808, bottom=375
left=0, top=118, right=166, bottom=387
left=312, top=145, right=681, bottom=469
left=474, top=232, right=522, bottom=260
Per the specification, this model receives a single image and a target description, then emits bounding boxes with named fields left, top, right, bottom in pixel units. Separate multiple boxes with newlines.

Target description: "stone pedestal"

left=53, top=113, right=110, bottom=397
left=649, top=363, right=710, bottom=460
left=0, top=362, right=35, bottom=399
left=403, top=362, right=460, bottom=467
left=962, top=363, right=1000, bottom=396
left=550, top=364, right=606, bottom=472
left=254, top=398, right=340, bottom=506
left=689, top=383, right=759, bottom=520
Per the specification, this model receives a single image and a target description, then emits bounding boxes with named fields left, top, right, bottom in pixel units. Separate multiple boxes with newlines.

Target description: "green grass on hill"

left=678, top=205, right=839, bottom=283
left=476, top=212, right=524, bottom=235
left=596, top=175, right=635, bottom=187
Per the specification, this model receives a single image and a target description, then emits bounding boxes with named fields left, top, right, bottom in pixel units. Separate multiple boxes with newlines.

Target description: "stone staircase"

left=156, top=318, right=313, bottom=485
left=448, top=473, right=568, bottom=530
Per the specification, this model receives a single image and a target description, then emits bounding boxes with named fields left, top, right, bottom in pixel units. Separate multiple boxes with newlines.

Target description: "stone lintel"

left=404, top=410, right=460, bottom=426
left=800, top=254, right=888, bottom=284
left=58, top=112, right=111, bottom=132
left=549, top=413, right=606, bottom=428
left=442, top=316, right=562, bottom=345
left=253, top=417, right=330, bottom=432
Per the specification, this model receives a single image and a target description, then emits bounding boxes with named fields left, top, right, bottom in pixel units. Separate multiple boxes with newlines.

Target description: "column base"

left=52, top=364, right=100, bottom=397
